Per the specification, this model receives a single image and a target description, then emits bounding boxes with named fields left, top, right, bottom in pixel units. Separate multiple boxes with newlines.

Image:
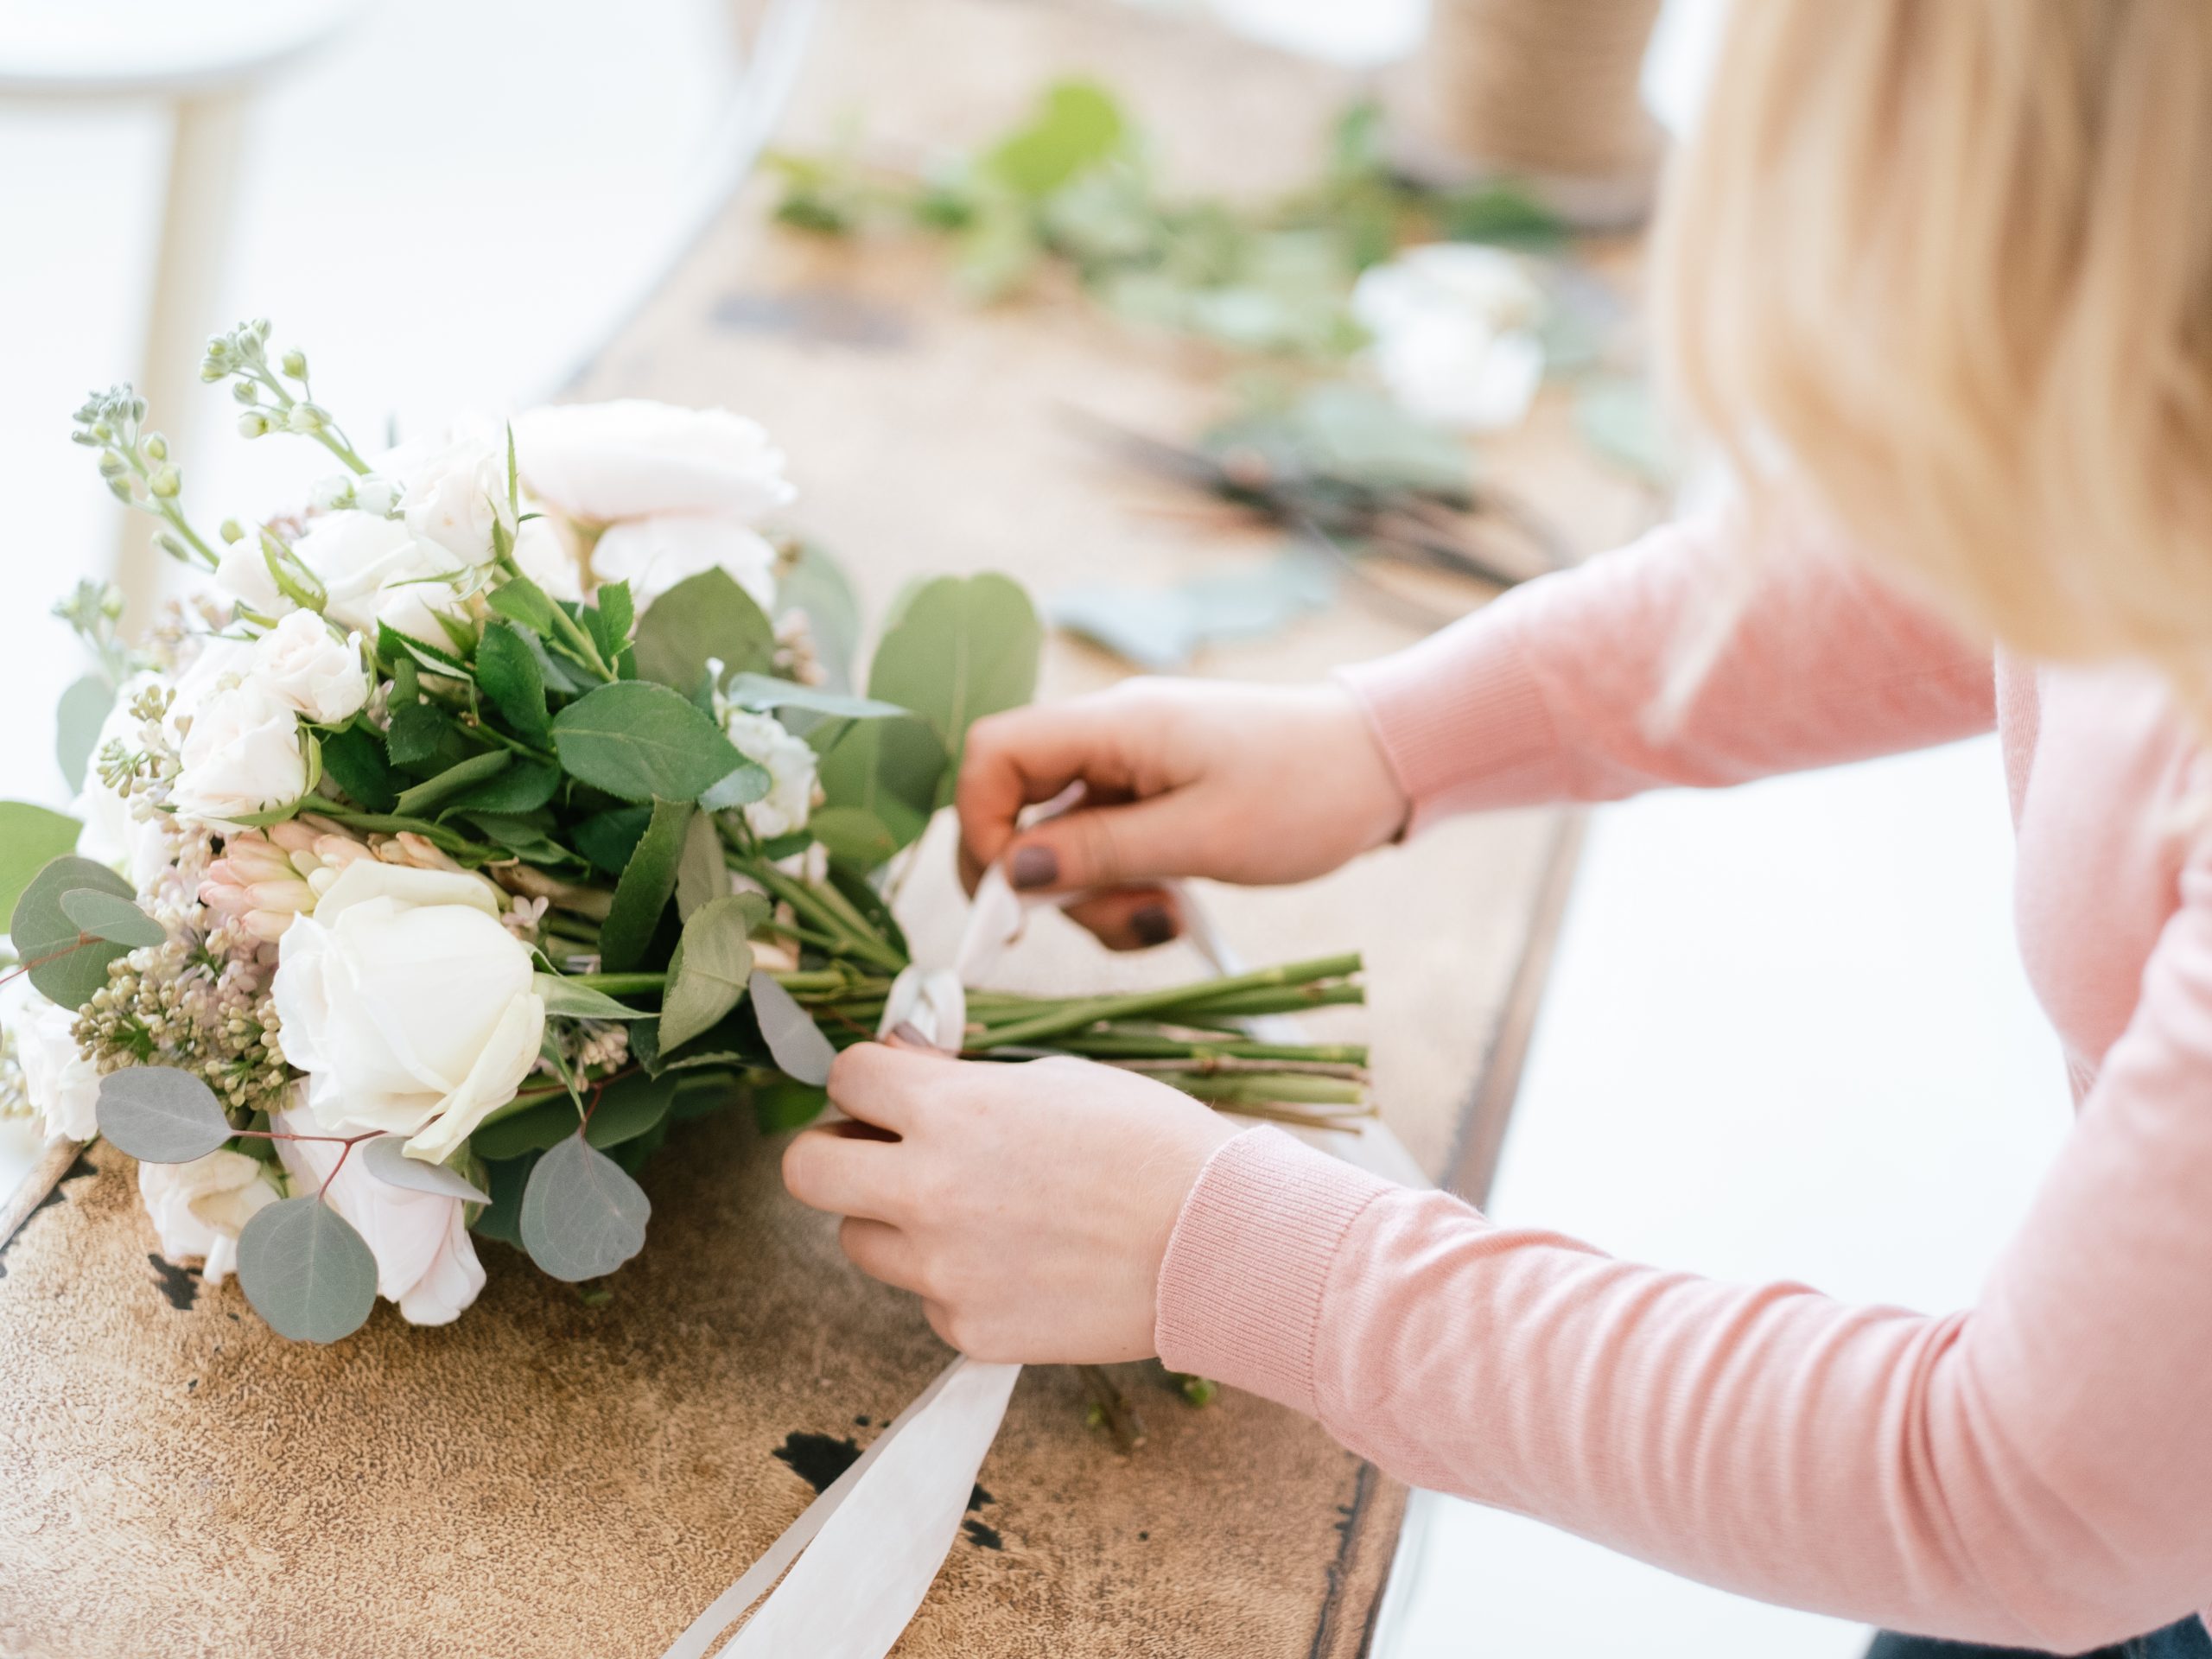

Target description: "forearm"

left=1157, top=1128, right=2203, bottom=1651
left=1338, top=511, right=1996, bottom=830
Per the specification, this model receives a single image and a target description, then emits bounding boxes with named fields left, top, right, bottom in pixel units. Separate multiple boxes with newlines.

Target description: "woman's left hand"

left=781, top=1044, right=1239, bottom=1363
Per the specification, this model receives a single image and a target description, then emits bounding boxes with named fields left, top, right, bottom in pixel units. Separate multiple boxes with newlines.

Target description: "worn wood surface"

left=0, top=3, right=1653, bottom=1655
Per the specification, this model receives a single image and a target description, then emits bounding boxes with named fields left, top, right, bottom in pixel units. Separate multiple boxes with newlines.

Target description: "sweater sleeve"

left=1156, top=843, right=2212, bottom=1649
left=1336, top=509, right=1996, bottom=830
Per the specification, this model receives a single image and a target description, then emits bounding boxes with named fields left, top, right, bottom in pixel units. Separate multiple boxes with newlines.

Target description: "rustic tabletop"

left=0, top=3, right=1655, bottom=1654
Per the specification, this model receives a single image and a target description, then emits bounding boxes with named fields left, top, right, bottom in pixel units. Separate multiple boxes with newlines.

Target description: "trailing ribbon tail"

left=662, top=862, right=1420, bottom=1656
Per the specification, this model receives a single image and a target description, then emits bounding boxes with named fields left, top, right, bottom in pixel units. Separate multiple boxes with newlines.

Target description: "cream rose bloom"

left=247, top=608, right=370, bottom=725
left=168, top=680, right=308, bottom=829
left=289, top=510, right=468, bottom=644
left=271, top=861, right=545, bottom=1162
left=138, top=1148, right=281, bottom=1287
left=389, top=425, right=507, bottom=564
left=512, top=400, right=795, bottom=607
left=13, top=999, right=99, bottom=1141
left=721, top=708, right=817, bottom=838
left=273, top=1102, right=486, bottom=1326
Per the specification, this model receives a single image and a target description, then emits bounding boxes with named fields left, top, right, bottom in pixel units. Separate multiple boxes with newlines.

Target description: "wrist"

left=1309, top=682, right=1413, bottom=852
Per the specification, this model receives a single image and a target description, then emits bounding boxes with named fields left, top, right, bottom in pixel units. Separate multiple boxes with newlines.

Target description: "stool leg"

left=119, top=87, right=247, bottom=621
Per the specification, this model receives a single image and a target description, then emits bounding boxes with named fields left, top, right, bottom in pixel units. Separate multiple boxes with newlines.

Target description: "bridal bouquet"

left=0, top=319, right=1367, bottom=1343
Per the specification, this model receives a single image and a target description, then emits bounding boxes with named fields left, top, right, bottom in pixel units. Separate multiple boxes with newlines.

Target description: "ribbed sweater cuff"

left=1154, top=1127, right=1394, bottom=1417
left=1333, top=616, right=1568, bottom=831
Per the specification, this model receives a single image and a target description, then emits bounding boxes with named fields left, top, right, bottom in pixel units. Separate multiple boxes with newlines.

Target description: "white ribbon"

left=664, top=867, right=1419, bottom=1657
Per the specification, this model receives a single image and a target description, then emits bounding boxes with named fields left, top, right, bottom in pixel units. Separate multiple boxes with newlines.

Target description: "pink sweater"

left=1153, top=512, right=2212, bottom=1649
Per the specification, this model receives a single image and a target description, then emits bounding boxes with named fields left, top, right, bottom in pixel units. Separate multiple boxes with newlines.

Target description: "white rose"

left=247, top=608, right=370, bottom=725
left=169, top=680, right=308, bottom=829
left=390, top=428, right=507, bottom=564
left=272, top=1102, right=486, bottom=1325
left=512, top=399, right=796, bottom=524
left=138, top=1148, right=280, bottom=1287
left=214, top=534, right=289, bottom=618
left=512, top=512, right=583, bottom=602
left=591, top=514, right=779, bottom=609
left=1351, top=244, right=1548, bottom=432
left=271, top=861, right=545, bottom=1163
left=289, top=510, right=468, bottom=644
left=721, top=708, right=817, bottom=839
left=13, top=999, right=99, bottom=1140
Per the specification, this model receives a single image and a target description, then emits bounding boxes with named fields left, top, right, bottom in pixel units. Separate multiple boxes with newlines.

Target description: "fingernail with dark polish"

left=1009, top=844, right=1058, bottom=890
left=1130, top=905, right=1176, bottom=948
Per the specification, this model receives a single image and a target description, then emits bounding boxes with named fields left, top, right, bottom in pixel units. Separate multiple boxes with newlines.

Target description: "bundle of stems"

left=570, top=846, right=1371, bottom=1126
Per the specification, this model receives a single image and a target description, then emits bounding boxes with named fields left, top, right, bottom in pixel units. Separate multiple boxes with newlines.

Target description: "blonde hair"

left=1656, top=0, right=2212, bottom=710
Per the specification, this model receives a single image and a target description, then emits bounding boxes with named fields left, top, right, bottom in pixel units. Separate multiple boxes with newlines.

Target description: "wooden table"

left=0, top=3, right=1652, bottom=1654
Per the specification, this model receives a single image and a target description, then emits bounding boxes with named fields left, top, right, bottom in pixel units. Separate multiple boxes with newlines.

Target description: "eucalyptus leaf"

left=806, top=806, right=901, bottom=870
left=55, top=674, right=113, bottom=792
left=534, top=975, right=649, bottom=1020
left=721, top=674, right=907, bottom=721
left=95, top=1066, right=232, bottom=1162
left=0, top=804, right=86, bottom=923
left=599, top=798, right=692, bottom=971
left=551, top=681, right=748, bottom=804
left=10, top=855, right=135, bottom=1009
left=519, top=1135, right=652, bottom=1282
left=360, top=1134, right=490, bottom=1204
left=749, top=969, right=837, bottom=1086
left=814, top=717, right=940, bottom=858
left=698, top=757, right=772, bottom=812
left=658, top=894, right=759, bottom=1051
left=236, top=1197, right=378, bottom=1343
left=631, top=567, right=778, bottom=692
left=864, top=573, right=1040, bottom=772
left=776, top=543, right=861, bottom=691
left=60, top=887, right=165, bottom=947
left=583, top=1071, right=678, bottom=1150
left=673, top=809, right=728, bottom=921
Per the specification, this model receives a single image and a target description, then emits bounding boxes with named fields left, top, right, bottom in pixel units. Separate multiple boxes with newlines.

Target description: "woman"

left=782, top=4, right=2212, bottom=1652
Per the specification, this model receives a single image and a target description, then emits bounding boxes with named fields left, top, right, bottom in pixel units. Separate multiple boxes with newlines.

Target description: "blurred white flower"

left=1351, top=245, right=1548, bottom=432
left=289, top=511, right=468, bottom=645
left=721, top=707, right=817, bottom=839
left=512, top=399, right=794, bottom=607
left=138, top=1148, right=281, bottom=1287
left=168, top=680, right=308, bottom=829
left=13, top=999, right=99, bottom=1141
left=512, top=399, right=794, bottom=522
left=273, top=1102, right=485, bottom=1325
left=591, top=515, right=778, bottom=610
left=382, top=421, right=510, bottom=565
left=214, top=534, right=289, bottom=618
left=247, top=608, right=370, bottom=725
left=272, top=861, right=545, bottom=1163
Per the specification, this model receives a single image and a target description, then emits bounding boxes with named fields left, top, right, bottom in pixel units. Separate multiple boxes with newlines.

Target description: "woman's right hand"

left=954, top=677, right=1410, bottom=950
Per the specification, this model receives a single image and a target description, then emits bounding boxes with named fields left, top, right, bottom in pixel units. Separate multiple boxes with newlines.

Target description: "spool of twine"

left=1392, top=0, right=1666, bottom=228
